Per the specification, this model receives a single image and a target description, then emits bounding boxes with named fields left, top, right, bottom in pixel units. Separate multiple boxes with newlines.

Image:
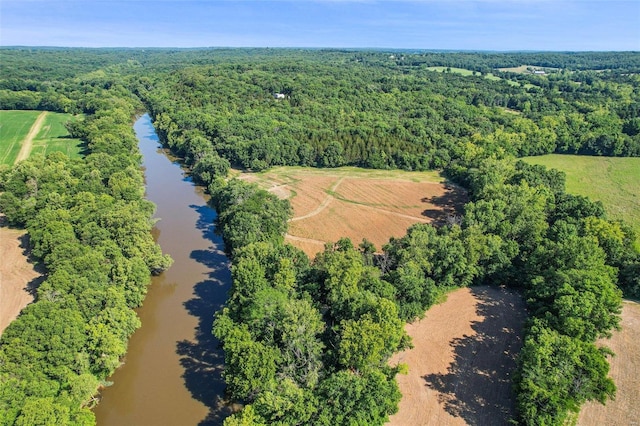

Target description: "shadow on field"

left=18, top=233, right=46, bottom=296
left=423, top=286, right=525, bottom=426
left=421, top=183, right=468, bottom=224
left=177, top=204, right=234, bottom=426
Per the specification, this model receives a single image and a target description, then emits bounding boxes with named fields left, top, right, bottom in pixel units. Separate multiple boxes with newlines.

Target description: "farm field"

left=577, top=300, right=640, bottom=426
left=0, top=110, right=83, bottom=165
left=0, top=110, right=42, bottom=165
left=425, top=66, right=502, bottom=81
left=496, top=64, right=560, bottom=74
left=523, top=154, right=640, bottom=247
left=0, top=220, right=42, bottom=336
left=388, top=286, right=526, bottom=426
left=237, top=166, right=467, bottom=257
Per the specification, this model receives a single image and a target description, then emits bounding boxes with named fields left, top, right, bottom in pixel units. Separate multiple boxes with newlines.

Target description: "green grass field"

left=0, top=110, right=42, bottom=165
left=30, top=113, right=84, bottom=159
left=0, top=110, right=83, bottom=165
left=524, top=154, right=640, bottom=246
left=425, top=66, right=524, bottom=87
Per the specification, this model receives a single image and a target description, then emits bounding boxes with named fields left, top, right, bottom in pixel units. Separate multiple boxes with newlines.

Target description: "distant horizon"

left=1, top=1, right=639, bottom=51
left=2, top=46, right=638, bottom=53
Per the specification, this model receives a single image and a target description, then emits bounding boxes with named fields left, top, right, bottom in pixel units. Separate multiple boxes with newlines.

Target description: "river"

left=93, top=114, right=231, bottom=425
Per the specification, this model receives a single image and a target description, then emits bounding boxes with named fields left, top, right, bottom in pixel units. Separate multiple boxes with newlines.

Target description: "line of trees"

left=208, top=152, right=638, bottom=424
left=0, top=82, right=171, bottom=425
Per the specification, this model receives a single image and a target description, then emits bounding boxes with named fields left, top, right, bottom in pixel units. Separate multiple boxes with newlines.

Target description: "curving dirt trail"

left=289, top=177, right=344, bottom=222
left=15, top=111, right=47, bottom=164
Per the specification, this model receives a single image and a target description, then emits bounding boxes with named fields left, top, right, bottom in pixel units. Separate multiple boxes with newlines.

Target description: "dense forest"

left=1, top=48, right=639, bottom=425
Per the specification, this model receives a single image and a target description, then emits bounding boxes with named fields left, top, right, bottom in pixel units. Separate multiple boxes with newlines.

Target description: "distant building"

left=533, top=70, right=546, bottom=75
left=274, top=93, right=286, bottom=99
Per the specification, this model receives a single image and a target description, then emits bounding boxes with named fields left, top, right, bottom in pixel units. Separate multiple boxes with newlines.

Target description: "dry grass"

left=388, top=286, right=526, bottom=426
left=237, top=167, right=466, bottom=258
left=0, top=222, right=42, bottom=335
left=577, top=300, right=640, bottom=426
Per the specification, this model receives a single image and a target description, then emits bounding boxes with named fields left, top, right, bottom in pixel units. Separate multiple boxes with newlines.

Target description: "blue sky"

left=1, top=1, right=638, bottom=51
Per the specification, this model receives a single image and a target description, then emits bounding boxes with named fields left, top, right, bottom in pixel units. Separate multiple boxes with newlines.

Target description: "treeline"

left=139, top=54, right=640, bottom=175
left=449, top=158, right=637, bottom=424
left=211, top=154, right=638, bottom=424
left=0, top=85, right=171, bottom=424
left=210, top=179, right=409, bottom=425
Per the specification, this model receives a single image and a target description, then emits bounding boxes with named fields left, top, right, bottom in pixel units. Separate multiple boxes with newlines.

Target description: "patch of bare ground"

left=15, top=111, right=47, bottom=164
left=388, top=286, right=526, bottom=426
left=239, top=168, right=467, bottom=258
left=0, top=220, right=43, bottom=335
left=577, top=300, right=640, bottom=426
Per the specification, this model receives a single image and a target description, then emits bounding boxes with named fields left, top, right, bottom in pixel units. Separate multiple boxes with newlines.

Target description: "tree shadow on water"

left=177, top=204, right=234, bottom=426
left=423, top=286, right=526, bottom=425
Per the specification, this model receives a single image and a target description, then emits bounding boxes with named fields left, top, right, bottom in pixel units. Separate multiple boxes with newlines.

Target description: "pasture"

left=425, top=66, right=502, bottom=81
left=0, top=110, right=83, bottom=165
left=237, top=166, right=467, bottom=257
left=524, top=154, right=640, bottom=247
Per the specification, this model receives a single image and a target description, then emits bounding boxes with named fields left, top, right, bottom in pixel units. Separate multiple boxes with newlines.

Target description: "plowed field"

left=238, top=167, right=467, bottom=258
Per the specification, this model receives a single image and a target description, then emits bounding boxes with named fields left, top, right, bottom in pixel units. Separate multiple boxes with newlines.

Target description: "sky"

left=0, top=0, right=638, bottom=51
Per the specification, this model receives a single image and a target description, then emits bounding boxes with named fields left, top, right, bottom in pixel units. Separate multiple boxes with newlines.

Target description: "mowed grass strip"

left=30, top=112, right=84, bottom=159
left=524, top=154, right=640, bottom=246
left=0, top=110, right=42, bottom=165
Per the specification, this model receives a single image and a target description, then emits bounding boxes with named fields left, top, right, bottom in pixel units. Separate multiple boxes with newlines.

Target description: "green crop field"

left=0, top=110, right=83, bottom=165
left=524, top=154, right=640, bottom=246
left=0, top=110, right=42, bottom=165
left=30, top=113, right=84, bottom=159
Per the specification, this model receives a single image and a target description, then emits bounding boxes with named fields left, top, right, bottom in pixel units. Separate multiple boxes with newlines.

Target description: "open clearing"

left=0, top=110, right=83, bottom=165
left=237, top=166, right=467, bottom=257
left=0, top=221, right=42, bottom=336
left=426, top=66, right=502, bottom=81
left=577, top=300, right=640, bottom=426
left=524, top=154, right=640, bottom=247
left=0, top=110, right=42, bottom=165
left=388, top=286, right=526, bottom=426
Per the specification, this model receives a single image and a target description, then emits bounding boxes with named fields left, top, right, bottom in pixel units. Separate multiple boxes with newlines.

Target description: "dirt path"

left=0, top=224, right=42, bottom=335
left=14, top=111, right=47, bottom=164
left=388, top=286, right=526, bottom=426
left=577, top=300, right=640, bottom=426
left=289, top=177, right=344, bottom=222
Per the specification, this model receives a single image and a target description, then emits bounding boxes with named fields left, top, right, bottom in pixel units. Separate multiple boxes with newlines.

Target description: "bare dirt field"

left=238, top=167, right=467, bottom=258
left=577, top=300, right=640, bottom=426
left=0, top=222, right=42, bottom=335
left=388, top=286, right=526, bottom=426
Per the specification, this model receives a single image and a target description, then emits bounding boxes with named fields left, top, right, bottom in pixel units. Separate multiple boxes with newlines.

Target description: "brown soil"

left=239, top=168, right=467, bottom=258
left=577, top=300, right=640, bottom=426
left=0, top=224, right=42, bottom=335
left=388, top=286, right=526, bottom=426
left=15, top=111, right=47, bottom=164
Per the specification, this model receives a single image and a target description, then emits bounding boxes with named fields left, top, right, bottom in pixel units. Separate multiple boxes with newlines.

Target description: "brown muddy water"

left=93, top=114, right=232, bottom=425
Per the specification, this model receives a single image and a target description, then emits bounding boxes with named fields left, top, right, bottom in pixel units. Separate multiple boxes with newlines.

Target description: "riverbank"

left=93, top=114, right=233, bottom=425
